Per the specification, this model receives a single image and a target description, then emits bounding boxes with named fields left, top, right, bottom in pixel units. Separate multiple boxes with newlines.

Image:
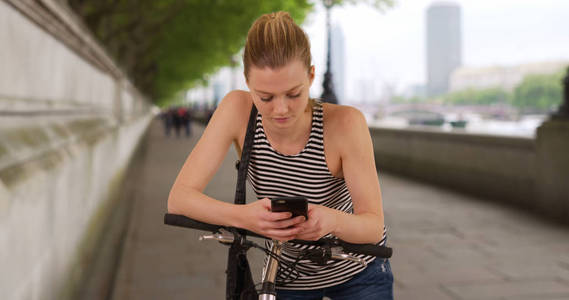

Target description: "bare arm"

left=295, top=106, right=385, bottom=244
left=167, top=91, right=243, bottom=226
left=333, top=107, right=384, bottom=243
left=167, top=91, right=305, bottom=240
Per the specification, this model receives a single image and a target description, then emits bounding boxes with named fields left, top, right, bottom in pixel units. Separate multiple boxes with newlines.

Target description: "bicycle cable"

left=237, top=238, right=338, bottom=296
left=238, top=243, right=299, bottom=298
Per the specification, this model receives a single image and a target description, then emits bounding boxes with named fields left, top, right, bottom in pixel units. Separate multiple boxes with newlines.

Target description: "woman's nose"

left=273, top=97, right=288, bottom=114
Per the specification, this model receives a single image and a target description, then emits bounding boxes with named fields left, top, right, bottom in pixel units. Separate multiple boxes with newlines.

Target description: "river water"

left=369, top=114, right=547, bottom=138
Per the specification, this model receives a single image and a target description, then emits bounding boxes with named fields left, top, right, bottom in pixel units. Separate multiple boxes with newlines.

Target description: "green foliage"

left=338, top=0, right=395, bottom=10
left=69, top=0, right=312, bottom=104
left=511, top=70, right=565, bottom=112
left=442, top=87, right=510, bottom=106
left=394, top=68, right=566, bottom=114
left=69, top=0, right=394, bottom=104
left=155, top=0, right=313, bottom=102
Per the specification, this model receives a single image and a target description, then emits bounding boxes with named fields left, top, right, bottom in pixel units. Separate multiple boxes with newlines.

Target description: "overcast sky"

left=302, top=0, right=569, bottom=103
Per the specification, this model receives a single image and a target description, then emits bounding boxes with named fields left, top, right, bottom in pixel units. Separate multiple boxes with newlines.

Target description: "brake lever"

left=330, top=247, right=367, bottom=267
left=199, top=228, right=234, bottom=244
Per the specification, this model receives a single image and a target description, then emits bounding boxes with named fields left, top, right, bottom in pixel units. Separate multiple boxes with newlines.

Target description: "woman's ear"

left=309, top=65, right=315, bottom=84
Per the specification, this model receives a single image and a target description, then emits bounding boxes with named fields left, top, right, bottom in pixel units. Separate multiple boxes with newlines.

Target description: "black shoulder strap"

left=234, top=105, right=257, bottom=205
left=226, top=104, right=258, bottom=300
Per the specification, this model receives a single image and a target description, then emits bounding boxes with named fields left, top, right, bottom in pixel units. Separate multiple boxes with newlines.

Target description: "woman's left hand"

left=293, top=204, right=339, bottom=241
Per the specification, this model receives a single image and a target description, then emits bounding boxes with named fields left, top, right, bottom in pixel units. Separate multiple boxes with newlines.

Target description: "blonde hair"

left=243, top=11, right=312, bottom=80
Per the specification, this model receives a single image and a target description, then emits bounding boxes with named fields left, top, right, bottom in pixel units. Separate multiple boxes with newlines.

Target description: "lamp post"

left=320, top=0, right=338, bottom=104
left=552, top=67, right=569, bottom=120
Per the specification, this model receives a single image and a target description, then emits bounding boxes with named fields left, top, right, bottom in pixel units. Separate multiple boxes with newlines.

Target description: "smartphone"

left=271, top=196, right=308, bottom=220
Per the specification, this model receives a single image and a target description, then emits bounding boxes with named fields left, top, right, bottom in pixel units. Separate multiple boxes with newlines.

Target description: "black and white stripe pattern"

left=248, top=100, right=388, bottom=290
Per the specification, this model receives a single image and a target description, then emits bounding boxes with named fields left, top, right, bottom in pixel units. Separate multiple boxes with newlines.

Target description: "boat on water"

left=409, top=118, right=445, bottom=126
left=450, top=120, right=468, bottom=128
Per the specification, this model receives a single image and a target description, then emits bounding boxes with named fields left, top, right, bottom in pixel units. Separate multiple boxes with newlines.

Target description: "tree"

left=68, top=0, right=312, bottom=104
left=324, top=0, right=394, bottom=10
left=511, top=70, right=565, bottom=113
left=442, top=87, right=509, bottom=106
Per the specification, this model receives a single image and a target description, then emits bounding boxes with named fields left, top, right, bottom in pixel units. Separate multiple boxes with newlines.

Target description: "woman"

left=168, top=11, right=393, bottom=299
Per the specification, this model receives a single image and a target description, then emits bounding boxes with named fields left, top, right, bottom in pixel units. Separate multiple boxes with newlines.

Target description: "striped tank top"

left=247, top=100, right=387, bottom=290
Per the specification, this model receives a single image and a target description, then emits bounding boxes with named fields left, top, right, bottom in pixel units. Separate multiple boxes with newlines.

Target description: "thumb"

left=260, top=198, right=272, bottom=209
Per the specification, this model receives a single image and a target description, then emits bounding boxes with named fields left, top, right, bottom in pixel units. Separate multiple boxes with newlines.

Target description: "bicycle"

left=164, top=213, right=393, bottom=300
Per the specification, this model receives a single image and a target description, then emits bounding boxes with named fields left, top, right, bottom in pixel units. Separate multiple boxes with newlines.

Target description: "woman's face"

left=247, top=59, right=315, bottom=130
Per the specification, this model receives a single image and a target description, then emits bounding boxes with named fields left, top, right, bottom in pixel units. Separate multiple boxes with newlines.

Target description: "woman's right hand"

left=239, top=198, right=306, bottom=241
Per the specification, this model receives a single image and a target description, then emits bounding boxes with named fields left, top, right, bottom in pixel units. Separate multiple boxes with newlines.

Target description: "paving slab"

left=443, top=280, right=569, bottom=300
left=395, top=287, right=456, bottom=300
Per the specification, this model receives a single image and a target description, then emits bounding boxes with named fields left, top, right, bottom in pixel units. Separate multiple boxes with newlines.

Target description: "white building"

left=449, top=60, right=568, bottom=92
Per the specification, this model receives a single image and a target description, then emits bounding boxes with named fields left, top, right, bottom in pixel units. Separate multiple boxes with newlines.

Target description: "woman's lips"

left=273, top=117, right=289, bottom=123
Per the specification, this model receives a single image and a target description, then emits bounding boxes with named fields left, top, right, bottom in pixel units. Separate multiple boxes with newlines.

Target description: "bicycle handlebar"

left=164, top=213, right=392, bottom=258
left=164, top=213, right=264, bottom=238
left=336, top=240, right=392, bottom=258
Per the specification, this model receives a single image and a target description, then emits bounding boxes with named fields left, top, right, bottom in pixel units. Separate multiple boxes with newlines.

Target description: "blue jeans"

left=275, top=259, right=393, bottom=300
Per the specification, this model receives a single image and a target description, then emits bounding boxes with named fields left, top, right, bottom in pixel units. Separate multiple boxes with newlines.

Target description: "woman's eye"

left=260, top=96, right=273, bottom=102
left=288, top=93, right=301, bottom=98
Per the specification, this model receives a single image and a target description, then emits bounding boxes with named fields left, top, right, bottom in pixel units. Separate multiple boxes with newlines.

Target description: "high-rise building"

left=331, top=24, right=346, bottom=102
left=426, top=2, right=462, bottom=97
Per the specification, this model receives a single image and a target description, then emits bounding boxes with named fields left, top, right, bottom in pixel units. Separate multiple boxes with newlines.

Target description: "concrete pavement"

left=110, top=119, right=569, bottom=300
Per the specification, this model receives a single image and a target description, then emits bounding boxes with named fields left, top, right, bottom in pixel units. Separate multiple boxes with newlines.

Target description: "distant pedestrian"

left=181, top=107, right=192, bottom=137
left=172, top=107, right=182, bottom=138
left=160, top=109, right=173, bottom=137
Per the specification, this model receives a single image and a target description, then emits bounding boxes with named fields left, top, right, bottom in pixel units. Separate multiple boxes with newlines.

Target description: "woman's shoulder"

left=321, top=102, right=370, bottom=156
left=219, top=90, right=253, bottom=111
left=321, top=102, right=367, bottom=131
left=208, top=90, right=253, bottom=137
left=215, top=90, right=253, bottom=120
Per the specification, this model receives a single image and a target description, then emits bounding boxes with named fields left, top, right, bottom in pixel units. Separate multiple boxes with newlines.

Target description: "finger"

left=265, top=226, right=303, bottom=239
left=274, top=216, right=306, bottom=229
left=294, top=217, right=314, bottom=229
left=259, top=198, right=273, bottom=210
left=294, top=223, right=320, bottom=236
left=264, top=211, right=293, bottom=221
left=292, top=215, right=307, bottom=224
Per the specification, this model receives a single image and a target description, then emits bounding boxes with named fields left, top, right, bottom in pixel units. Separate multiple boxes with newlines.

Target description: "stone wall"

left=0, top=1, right=153, bottom=299
left=536, top=119, right=569, bottom=223
left=370, top=123, right=568, bottom=222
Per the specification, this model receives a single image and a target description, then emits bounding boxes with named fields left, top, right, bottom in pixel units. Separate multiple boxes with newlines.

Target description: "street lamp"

left=320, top=0, right=338, bottom=104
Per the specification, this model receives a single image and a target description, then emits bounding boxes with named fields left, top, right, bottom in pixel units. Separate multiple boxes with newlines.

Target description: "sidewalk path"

left=111, top=119, right=569, bottom=300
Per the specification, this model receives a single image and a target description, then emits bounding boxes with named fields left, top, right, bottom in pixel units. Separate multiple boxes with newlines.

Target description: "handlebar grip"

left=339, top=241, right=393, bottom=258
left=164, top=213, right=266, bottom=239
left=164, top=213, right=223, bottom=233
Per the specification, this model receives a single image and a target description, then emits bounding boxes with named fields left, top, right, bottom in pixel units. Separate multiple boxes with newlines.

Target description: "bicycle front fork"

left=259, top=240, right=283, bottom=300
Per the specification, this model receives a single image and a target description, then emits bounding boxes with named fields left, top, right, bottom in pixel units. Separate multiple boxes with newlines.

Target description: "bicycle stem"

left=259, top=240, right=283, bottom=300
